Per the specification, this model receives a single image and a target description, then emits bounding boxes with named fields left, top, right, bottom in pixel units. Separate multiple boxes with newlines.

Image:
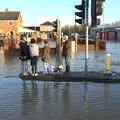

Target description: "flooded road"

left=1, top=41, right=120, bottom=77
left=0, top=41, right=120, bottom=120
left=1, top=78, right=120, bottom=120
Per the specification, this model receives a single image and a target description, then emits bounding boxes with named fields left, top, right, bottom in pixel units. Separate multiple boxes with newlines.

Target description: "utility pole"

left=85, top=0, right=89, bottom=72
left=53, top=19, right=62, bottom=65
left=58, top=19, right=62, bottom=65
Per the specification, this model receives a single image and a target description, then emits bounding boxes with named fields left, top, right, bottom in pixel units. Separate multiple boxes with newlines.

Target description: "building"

left=40, top=21, right=55, bottom=40
left=91, top=23, right=120, bottom=41
left=18, top=26, right=40, bottom=42
left=0, top=9, right=23, bottom=35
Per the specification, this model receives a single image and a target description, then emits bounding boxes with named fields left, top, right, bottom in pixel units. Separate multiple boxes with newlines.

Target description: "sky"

left=0, top=0, right=119, bottom=26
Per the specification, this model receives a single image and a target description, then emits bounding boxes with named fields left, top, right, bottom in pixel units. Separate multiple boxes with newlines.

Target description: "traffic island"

left=19, top=71, right=120, bottom=83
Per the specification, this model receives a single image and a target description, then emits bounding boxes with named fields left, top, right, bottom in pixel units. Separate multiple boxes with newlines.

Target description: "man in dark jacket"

left=19, top=38, right=30, bottom=74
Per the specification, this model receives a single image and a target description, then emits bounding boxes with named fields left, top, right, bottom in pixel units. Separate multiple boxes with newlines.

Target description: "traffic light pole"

left=58, top=19, right=62, bottom=64
left=85, top=0, right=89, bottom=72
left=56, top=19, right=62, bottom=65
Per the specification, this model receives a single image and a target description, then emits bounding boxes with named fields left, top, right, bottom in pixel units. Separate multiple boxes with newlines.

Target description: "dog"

left=51, top=65, right=64, bottom=72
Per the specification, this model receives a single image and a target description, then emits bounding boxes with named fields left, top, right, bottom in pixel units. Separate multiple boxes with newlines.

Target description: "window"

left=8, top=20, right=14, bottom=25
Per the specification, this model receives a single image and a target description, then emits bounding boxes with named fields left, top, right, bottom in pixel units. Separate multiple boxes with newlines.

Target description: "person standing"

left=42, top=40, right=50, bottom=73
left=29, top=38, right=39, bottom=76
left=62, top=39, right=71, bottom=72
left=19, top=37, right=30, bottom=74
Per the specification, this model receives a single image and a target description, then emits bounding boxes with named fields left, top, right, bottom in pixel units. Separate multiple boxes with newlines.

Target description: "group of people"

left=19, top=35, right=71, bottom=76
left=19, top=36, right=50, bottom=76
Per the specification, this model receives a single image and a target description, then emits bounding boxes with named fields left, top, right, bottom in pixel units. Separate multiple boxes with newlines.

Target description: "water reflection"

left=62, top=83, right=70, bottom=104
left=21, top=81, right=39, bottom=119
left=104, top=83, right=109, bottom=97
left=1, top=78, right=120, bottom=120
left=43, top=82, right=51, bottom=103
left=61, top=83, right=70, bottom=119
left=83, top=83, right=88, bottom=120
left=53, top=83, right=60, bottom=103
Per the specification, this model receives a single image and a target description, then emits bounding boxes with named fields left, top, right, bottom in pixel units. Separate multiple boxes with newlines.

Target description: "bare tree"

left=62, top=25, right=87, bottom=35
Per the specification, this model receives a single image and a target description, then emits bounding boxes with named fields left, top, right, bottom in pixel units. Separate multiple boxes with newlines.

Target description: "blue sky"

left=0, top=0, right=119, bottom=26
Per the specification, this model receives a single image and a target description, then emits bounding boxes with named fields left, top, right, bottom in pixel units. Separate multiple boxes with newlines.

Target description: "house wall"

left=40, top=25, right=53, bottom=32
left=0, top=14, right=23, bottom=35
left=90, top=27, right=120, bottom=40
left=40, top=25, right=54, bottom=40
left=116, top=30, right=120, bottom=41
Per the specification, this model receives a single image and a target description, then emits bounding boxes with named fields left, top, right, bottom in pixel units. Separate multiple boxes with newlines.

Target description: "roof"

left=24, top=26, right=40, bottom=31
left=0, top=11, right=20, bottom=20
left=95, top=23, right=120, bottom=29
left=18, top=26, right=38, bottom=33
left=40, top=21, right=54, bottom=26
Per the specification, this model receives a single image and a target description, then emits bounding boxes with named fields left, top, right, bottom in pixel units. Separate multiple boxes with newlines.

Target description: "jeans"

left=63, top=56, right=70, bottom=72
left=21, top=60, right=28, bottom=73
left=43, top=62, right=49, bottom=72
left=63, top=56, right=70, bottom=65
left=31, top=56, right=38, bottom=74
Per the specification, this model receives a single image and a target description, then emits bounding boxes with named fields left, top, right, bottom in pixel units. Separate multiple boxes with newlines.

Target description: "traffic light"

left=96, top=0, right=103, bottom=16
left=53, top=19, right=58, bottom=32
left=91, top=0, right=105, bottom=27
left=75, top=0, right=85, bottom=24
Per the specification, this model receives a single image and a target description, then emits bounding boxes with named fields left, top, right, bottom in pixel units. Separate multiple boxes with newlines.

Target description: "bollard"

left=106, top=53, right=111, bottom=71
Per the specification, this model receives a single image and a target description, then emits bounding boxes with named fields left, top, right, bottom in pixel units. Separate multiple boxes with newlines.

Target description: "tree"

left=62, top=25, right=91, bottom=36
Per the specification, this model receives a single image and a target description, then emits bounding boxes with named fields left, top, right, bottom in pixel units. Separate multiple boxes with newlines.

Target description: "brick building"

left=0, top=9, right=23, bottom=35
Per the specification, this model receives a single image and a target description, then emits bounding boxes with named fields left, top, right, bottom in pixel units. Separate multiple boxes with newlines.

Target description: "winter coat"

left=29, top=44, right=39, bottom=57
left=42, top=45, right=50, bottom=63
left=62, top=40, right=71, bottom=57
left=19, top=41, right=30, bottom=61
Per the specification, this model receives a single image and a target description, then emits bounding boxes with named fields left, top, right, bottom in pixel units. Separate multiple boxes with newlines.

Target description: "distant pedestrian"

left=42, top=40, right=50, bottom=73
left=29, top=38, right=39, bottom=76
left=19, top=37, right=30, bottom=74
left=62, top=39, right=71, bottom=72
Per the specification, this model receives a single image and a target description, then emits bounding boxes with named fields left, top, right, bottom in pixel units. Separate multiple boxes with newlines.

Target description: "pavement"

left=19, top=71, right=120, bottom=83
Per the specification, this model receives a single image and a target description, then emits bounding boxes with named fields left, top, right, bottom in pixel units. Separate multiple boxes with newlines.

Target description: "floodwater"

left=0, top=41, right=120, bottom=120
